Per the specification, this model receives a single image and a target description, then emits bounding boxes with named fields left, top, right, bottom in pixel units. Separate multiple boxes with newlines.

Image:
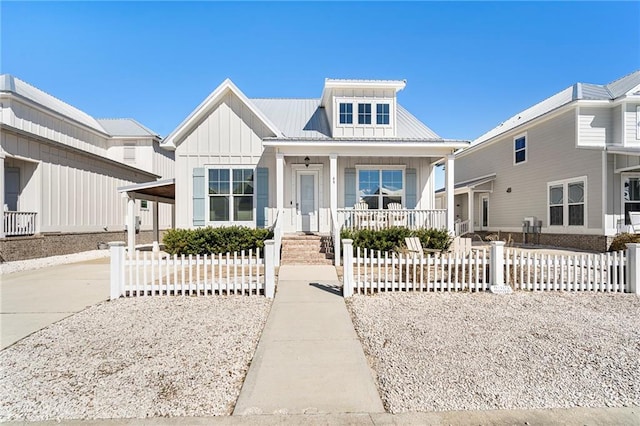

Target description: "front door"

left=297, top=171, right=318, bottom=233
left=5, top=167, right=20, bottom=211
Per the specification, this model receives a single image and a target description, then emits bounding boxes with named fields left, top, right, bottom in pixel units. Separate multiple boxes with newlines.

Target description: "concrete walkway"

left=0, top=257, right=110, bottom=349
left=234, top=265, right=384, bottom=415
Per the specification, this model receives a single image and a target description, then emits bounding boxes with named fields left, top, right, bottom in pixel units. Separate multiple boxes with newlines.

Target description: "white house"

left=0, top=75, right=174, bottom=261
left=441, top=70, right=640, bottom=251
left=158, top=78, right=468, bottom=244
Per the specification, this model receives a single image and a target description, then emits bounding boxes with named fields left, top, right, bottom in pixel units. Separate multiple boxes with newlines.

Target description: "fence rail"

left=3, top=211, right=37, bottom=237
left=342, top=240, right=640, bottom=297
left=110, top=241, right=276, bottom=299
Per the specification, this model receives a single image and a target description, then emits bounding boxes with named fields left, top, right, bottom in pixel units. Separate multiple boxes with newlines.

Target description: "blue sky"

left=2, top=2, right=638, bottom=142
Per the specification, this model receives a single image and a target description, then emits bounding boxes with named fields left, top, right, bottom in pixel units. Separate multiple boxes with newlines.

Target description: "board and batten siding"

left=3, top=98, right=110, bottom=158
left=2, top=131, right=171, bottom=233
left=457, top=110, right=603, bottom=232
left=174, top=91, right=272, bottom=229
left=578, top=106, right=611, bottom=147
left=625, top=103, right=640, bottom=146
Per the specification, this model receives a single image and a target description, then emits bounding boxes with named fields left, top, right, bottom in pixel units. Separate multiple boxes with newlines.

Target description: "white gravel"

left=347, top=292, right=640, bottom=413
left=0, top=249, right=110, bottom=275
left=0, top=296, right=271, bottom=422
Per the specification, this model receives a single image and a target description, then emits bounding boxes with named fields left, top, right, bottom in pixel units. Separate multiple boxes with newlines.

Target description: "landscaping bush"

left=163, top=226, right=273, bottom=255
left=608, top=232, right=640, bottom=252
left=340, top=227, right=452, bottom=253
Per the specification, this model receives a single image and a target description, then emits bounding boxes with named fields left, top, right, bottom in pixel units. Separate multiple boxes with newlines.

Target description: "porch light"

left=304, top=156, right=310, bottom=168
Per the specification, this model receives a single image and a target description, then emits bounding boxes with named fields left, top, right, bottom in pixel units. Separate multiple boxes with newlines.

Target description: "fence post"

left=109, top=241, right=125, bottom=300
left=264, top=240, right=275, bottom=298
left=342, top=239, right=354, bottom=297
left=489, top=241, right=512, bottom=294
left=626, top=243, right=639, bottom=294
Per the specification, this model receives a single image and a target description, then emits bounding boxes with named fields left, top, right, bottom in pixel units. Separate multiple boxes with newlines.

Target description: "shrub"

left=608, top=233, right=640, bottom=252
left=340, top=227, right=452, bottom=252
left=163, top=226, right=273, bottom=255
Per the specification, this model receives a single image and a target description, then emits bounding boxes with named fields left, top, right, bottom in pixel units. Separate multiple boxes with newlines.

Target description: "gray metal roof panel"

left=606, top=70, right=640, bottom=98
left=0, top=74, right=108, bottom=134
left=580, top=83, right=611, bottom=100
left=97, top=118, right=159, bottom=138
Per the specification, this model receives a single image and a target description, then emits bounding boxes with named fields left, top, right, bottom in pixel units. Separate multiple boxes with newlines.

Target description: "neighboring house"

left=439, top=70, right=640, bottom=251
left=159, top=78, right=468, bottom=238
left=0, top=75, right=174, bottom=261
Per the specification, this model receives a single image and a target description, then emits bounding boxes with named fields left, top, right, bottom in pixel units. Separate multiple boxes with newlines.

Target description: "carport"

left=117, top=178, right=175, bottom=256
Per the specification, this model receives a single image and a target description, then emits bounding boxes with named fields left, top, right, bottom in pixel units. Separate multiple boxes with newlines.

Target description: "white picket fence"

left=342, top=240, right=640, bottom=296
left=109, top=241, right=276, bottom=299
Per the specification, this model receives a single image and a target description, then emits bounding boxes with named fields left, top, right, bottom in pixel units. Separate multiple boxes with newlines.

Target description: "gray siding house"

left=444, top=71, right=640, bottom=251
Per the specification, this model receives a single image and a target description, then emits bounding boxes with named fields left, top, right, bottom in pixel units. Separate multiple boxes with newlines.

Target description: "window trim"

left=338, top=102, right=353, bottom=124
left=355, top=165, right=406, bottom=210
left=546, top=176, right=587, bottom=228
left=335, top=98, right=393, bottom=128
left=140, top=199, right=149, bottom=211
left=621, top=172, right=640, bottom=225
left=205, top=166, right=256, bottom=226
left=376, top=103, right=390, bottom=125
left=513, top=133, right=527, bottom=165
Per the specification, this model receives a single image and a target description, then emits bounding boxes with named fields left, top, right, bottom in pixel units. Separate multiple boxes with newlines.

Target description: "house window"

left=376, top=103, right=390, bottom=125
left=548, top=178, right=585, bottom=227
left=358, top=103, right=371, bottom=124
left=123, top=144, right=136, bottom=164
left=358, top=168, right=403, bottom=209
left=623, top=175, right=640, bottom=224
left=339, top=103, right=353, bottom=124
left=514, top=135, right=526, bottom=164
left=140, top=200, right=149, bottom=210
left=208, top=168, right=254, bottom=222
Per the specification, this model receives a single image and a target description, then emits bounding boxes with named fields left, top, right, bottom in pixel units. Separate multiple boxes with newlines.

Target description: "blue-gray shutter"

left=405, top=168, right=417, bottom=209
left=344, top=168, right=356, bottom=208
left=256, top=167, right=269, bottom=228
left=193, top=168, right=205, bottom=227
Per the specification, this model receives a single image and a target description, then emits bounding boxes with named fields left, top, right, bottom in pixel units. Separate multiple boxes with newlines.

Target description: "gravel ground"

left=347, top=292, right=640, bottom=413
left=0, top=249, right=110, bottom=275
left=0, top=296, right=271, bottom=422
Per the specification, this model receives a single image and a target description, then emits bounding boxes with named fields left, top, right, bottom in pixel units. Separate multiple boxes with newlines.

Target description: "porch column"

left=0, top=152, right=4, bottom=238
left=468, top=190, right=474, bottom=233
left=152, top=201, right=159, bottom=252
left=127, top=195, right=136, bottom=258
left=446, top=154, right=455, bottom=234
left=329, top=153, right=338, bottom=215
left=276, top=153, right=284, bottom=215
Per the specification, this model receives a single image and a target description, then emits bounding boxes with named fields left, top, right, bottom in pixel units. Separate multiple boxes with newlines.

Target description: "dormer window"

left=358, top=103, right=371, bottom=124
left=377, top=104, right=390, bottom=125
left=339, top=103, right=353, bottom=124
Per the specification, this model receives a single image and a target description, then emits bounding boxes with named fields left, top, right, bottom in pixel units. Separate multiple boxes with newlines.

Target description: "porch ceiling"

left=117, top=178, right=175, bottom=204
left=263, top=140, right=468, bottom=157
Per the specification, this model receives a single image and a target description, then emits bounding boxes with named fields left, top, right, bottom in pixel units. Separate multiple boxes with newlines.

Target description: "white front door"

left=297, top=171, right=318, bottom=233
left=5, top=167, right=20, bottom=211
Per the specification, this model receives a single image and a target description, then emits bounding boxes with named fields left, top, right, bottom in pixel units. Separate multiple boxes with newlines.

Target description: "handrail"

left=3, top=211, right=37, bottom=237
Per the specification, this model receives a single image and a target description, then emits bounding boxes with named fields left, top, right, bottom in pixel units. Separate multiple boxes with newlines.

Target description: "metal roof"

left=0, top=74, right=108, bottom=135
left=97, top=118, right=159, bottom=138
left=473, top=70, right=640, bottom=146
left=251, top=98, right=443, bottom=140
left=118, top=178, right=175, bottom=201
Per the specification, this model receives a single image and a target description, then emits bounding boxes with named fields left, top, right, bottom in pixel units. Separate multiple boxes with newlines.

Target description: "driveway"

left=0, top=257, right=110, bottom=349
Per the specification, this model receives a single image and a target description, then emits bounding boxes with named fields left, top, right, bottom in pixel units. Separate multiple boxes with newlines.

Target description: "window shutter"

left=344, top=168, right=356, bottom=208
left=123, top=144, right=136, bottom=163
left=256, top=167, right=269, bottom=228
left=193, top=168, right=205, bottom=227
left=405, top=168, right=417, bottom=209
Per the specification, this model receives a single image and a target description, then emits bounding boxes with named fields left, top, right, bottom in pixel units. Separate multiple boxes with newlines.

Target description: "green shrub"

left=608, top=233, right=640, bottom=252
left=163, top=226, right=273, bottom=255
left=340, top=227, right=452, bottom=252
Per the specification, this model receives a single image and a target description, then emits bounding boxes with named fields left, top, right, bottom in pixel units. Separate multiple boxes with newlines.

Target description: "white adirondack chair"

left=630, top=212, right=640, bottom=234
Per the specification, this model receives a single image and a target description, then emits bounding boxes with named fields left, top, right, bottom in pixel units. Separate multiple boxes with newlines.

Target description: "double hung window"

left=358, top=168, right=403, bottom=209
left=208, top=168, right=254, bottom=222
left=514, top=135, right=526, bottom=164
left=548, top=178, right=585, bottom=227
left=623, top=175, right=640, bottom=224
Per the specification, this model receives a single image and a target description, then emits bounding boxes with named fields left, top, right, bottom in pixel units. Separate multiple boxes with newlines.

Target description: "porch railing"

left=3, top=211, right=37, bottom=237
left=455, top=219, right=470, bottom=236
left=337, top=208, right=446, bottom=231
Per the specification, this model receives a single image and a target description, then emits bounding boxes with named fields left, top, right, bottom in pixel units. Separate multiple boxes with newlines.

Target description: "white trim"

left=355, top=165, right=406, bottom=209
left=204, top=165, right=256, bottom=227
left=513, top=132, right=527, bottom=166
left=480, top=194, right=489, bottom=230
left=621, top=172, right=640, bottom=226
left=546, top=176, right=588, bottom=229
left=636, top=105, right=640, bottom=141
left=291, top=163, right=324, bottom=232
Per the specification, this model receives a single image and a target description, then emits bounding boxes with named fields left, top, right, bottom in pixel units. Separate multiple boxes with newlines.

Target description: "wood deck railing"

left=337, top=208, right=446, bottom=231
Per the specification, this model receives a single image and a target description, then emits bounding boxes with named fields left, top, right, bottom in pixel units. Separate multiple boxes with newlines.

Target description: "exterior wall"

left=578, top=106, right=611, bottom=147
left=625, top=103, right=640, bottom=147
left=611, top=105, right=623, bottom=146
left=2, top=98, right=109, bottom=157
left=174, top=91, right=270, bottom=229
left=330, top=88, right=397, bottom=138
left=457, top=110, right=604, bottom=235
left=1, top=129, right=170, bottom=233
left=471, top=231, right=610, bottom=252
left=0, top=229, right=167, bottom=262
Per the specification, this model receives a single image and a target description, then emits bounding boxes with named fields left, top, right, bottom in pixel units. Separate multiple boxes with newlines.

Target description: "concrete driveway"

left=0, top=257, right=110, bottom=349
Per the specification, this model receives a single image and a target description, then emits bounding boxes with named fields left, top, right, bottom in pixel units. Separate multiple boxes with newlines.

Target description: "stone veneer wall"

left=0, top=230, right=168, bottom=262
left=469, top=231, right=612, bottom=252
